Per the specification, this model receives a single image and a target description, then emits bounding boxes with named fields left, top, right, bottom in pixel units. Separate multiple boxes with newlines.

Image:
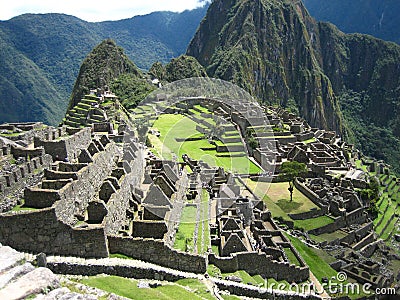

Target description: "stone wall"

left=48, top=261, right=187, bottom=282
left=0, top=154, right=52, bottom=211
left=360, top=240, right=382, bottom=258
left=54, top=143, right=120, bottom=225
left=34, top=127, right=91, bottom=161
left=3, top=124, right=64, bottom=145
left=104, top=162, right=135, bottom=235
left=0, top=208, right=108, bottom=258
left=23, top=141, right=120, bottom=225
left=132, top=221, right=167, bottom=239
left=108, top=236, right=207, bottom=274
left=355, top=222, right=374, bottom=240
left=11, top=147, right=45, bottom=159
left=294, top=179, right=323, bottom=208
left=295, top=132, right=314, bottom=142
left=208, top=252, right=309, bottom=283
left=353, top=233, right=375, bottom=251
left=289, top=206, right=328, bottom=220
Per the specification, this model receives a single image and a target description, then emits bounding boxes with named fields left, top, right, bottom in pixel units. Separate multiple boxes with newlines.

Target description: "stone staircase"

left=64, top=95, right=107, bottom=128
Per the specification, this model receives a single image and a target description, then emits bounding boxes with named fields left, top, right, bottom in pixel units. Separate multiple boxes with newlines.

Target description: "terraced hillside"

left=144, top=104, right=261, bottom=174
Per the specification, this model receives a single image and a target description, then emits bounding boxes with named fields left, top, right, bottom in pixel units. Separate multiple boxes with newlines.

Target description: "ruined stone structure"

left=0, top=94, right=398, bottom=298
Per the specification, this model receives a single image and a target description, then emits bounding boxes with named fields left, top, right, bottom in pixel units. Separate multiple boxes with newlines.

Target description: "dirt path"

left=309, top=271, right=331, bottom=299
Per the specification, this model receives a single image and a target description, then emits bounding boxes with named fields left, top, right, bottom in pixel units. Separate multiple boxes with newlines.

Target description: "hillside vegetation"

left=0, top=4, right=209, bottom=125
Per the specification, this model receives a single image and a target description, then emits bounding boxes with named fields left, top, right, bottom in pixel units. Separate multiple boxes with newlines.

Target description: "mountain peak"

left=187, top=0, right=342, bottom=133
left=69, top=39, right=142, bottom=109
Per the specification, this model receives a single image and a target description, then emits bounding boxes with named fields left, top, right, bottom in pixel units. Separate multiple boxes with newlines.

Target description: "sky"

left=0, top=0, right=210, bottom=22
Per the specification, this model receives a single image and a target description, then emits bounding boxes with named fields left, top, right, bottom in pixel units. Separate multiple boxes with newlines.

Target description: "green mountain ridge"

left=0, top=5, right=209, bottom=125
left=187, top=0, right=400, bottom=172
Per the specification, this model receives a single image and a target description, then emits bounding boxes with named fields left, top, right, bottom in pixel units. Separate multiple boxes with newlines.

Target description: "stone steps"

left=64, top=120, right=80, bottom=128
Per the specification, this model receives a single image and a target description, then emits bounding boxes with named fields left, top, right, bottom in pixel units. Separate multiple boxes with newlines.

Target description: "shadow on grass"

left=276, top=198, right=303, bottom=213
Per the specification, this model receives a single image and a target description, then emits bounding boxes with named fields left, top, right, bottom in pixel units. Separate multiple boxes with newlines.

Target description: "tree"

left=279, top=161, right=308, bottom=201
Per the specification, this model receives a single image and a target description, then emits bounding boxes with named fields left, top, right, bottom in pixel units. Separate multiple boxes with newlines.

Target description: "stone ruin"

left=0, top=94, right=398, bottom=297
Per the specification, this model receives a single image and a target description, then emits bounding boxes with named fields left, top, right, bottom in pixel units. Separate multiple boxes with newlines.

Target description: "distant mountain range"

left=303, top=0, right=400, bottom=44
left=0, top=4, right=209, bottom=125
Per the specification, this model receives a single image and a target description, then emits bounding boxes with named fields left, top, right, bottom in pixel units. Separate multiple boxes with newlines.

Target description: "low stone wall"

left=48, top=261, right=187, bottom=282
left=11, top=147, right=44, bottom=159
left=216, top=144, right=245, bottom=153
left=289, top=206, right=328, bottom=220
left=338, top=231, right=356, bottom=245
left=295, top=132, right=314, bottom=142
left=360, top=240, right=382, bottom=258
left=3, top=125, right=63, bottom=144
left=294, top=179, right=322, bottom=208
left=209, top=252, right=309, bottom=283
left=353, top=233, right=375, bottom=251
left=355, top=222, right=374, bottom=240
left=108, top=236, right=207, bottom=274
left=345, top=207, right=367, bottom=226
left=0, top=208, right=108, bottom=258
left=24, top=189, right=61, bottom=208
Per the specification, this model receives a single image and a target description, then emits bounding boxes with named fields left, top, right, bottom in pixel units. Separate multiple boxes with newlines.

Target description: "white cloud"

left=0, top=0, right=210, bottom=22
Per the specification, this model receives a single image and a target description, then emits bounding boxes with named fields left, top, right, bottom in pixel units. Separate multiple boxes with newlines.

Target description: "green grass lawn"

left=284, top=234, right=337, bottom=281
left=174, top=205, right=197, bottom=252
left=283, top=234, right=368, bottom=300
left=245, top=180, right=335, bottom=231
left=79, top=275, right=214, bottom=300
left=294, top=216, right=334, bottom=231
left=245, top=180, right=321, bottom=226
left=303, top=138, right=317, bottom=144
left=197, top=190, right=211, bottom=255
left=375, top=202, right=397, bottom=233
left=193, top=104, right=212, bottom=114
left=150, top=114, right=260, bottom=174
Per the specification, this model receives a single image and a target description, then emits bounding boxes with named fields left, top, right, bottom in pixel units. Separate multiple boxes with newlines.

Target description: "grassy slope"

left=80, top=275, right=215, bottom=300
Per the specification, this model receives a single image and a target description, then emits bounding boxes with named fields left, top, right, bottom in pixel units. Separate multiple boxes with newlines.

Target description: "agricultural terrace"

left=374, top=173, right=400, bottom=242
left=356, top=160, right=400, bottom=244
left=147, top=113, right=261, bottom=174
